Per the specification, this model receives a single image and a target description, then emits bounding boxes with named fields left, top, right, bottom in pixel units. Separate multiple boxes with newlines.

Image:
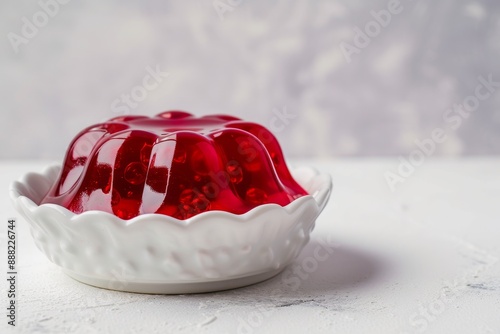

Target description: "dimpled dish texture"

left=10, top=164, right=332, bottom=294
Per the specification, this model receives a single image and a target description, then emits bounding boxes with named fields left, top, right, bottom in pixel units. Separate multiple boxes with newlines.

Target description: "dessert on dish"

left=10, top=110, right=332, bottom=294
left=40, top=111, right=308, bottom=220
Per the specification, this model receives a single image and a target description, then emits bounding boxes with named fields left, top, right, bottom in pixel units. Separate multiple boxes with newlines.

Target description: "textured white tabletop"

left=1, top=159, right=499, bottom=334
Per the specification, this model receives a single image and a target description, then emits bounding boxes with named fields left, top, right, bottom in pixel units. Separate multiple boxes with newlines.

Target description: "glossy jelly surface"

left=41, top=111, right=308, bottom=219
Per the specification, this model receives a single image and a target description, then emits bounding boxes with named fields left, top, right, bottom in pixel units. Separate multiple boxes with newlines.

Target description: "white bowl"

left=10, top=164, right=332, bottom=294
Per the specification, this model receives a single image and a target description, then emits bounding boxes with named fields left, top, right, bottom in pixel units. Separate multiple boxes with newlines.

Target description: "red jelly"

left=41, top=111, right=308, bottom=219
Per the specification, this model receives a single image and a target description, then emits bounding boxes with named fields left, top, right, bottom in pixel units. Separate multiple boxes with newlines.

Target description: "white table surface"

left=1, top=159, right=499, bottom=334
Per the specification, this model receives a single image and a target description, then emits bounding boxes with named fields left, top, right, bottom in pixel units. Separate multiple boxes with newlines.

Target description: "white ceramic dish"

left=10, top=164, right=332, bottom=294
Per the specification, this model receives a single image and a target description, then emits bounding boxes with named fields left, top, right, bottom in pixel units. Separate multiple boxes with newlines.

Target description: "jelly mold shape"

left=40, top=111, right=309, bottom=220
left=10, top=164, right=332, bottom=294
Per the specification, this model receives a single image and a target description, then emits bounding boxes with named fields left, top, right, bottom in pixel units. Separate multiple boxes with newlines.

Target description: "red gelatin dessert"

left=41, top=111, right=308, bottom=219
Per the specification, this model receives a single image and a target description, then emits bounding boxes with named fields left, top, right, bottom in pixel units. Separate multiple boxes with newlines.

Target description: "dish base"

left=63, top=268, right=284, bottom=294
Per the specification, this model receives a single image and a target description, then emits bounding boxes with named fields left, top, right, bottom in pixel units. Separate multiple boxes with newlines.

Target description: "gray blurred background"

left=1, top=0, right=499, bottom=159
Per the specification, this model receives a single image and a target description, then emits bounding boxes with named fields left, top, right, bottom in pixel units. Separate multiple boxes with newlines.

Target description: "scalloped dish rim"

left=9, top=164, right=332, bottom=294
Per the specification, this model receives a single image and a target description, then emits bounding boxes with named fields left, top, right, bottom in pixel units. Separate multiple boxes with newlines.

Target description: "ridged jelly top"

left=41, top=111, right=308, bottom=219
